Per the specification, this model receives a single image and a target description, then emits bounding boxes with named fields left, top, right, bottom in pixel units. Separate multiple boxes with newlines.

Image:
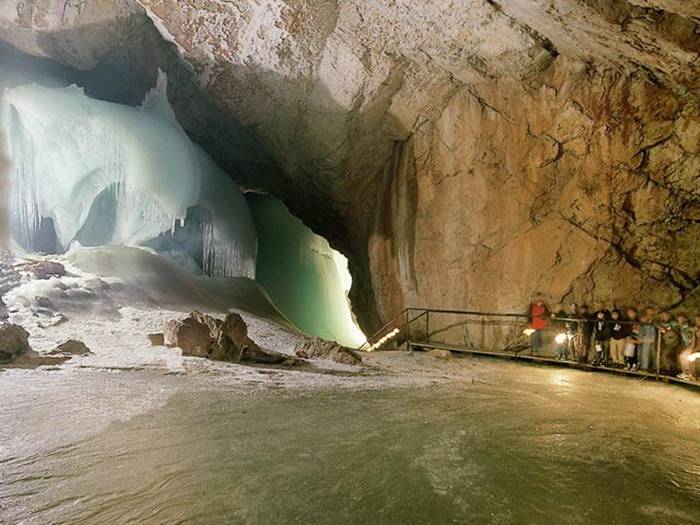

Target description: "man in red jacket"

left=528, top=295, right=549, bottom=355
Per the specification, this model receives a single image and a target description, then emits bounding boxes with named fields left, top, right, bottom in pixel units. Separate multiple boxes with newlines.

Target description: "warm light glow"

left=554, top=333, right=567, bottom=345
left=368, top=328, right=400, bottom=352
left=332, top=250, right=367, bottom=346
left=523, top=328, right=535, bottom=336
left=551, top=373, right=570, bottom=386
left=687, top=352, right=700, bottom=363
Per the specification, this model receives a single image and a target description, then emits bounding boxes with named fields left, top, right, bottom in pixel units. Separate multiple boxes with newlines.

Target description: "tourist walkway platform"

left=359, top=307, right=700, bottom=391
left=409, top=340, right=700, bottom=390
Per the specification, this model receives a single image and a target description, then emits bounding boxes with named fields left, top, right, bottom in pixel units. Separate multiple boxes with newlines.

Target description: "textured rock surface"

left=0, top=1, right=698, bottom=332
left=0, top=297, right=7, bottom=321
left=428, top=349, right=453, bottom=360
left=164, top=311, right=220, bottom=358
left=48, top=339, right=92, bottom=356
left=163, top=311, right=298, bottom=365
left=295, top=337, right=363, bottom=365
left=0, top=323, right=30, bottom=362
left=147, top=333, right=165, bottom=346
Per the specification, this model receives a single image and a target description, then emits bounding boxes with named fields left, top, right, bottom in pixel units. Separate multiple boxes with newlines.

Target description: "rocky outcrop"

left=48, top=339, right=92, bottom=356
left=295, top=337, right=363, bottom=366
left=0, top=298, right=8, bottom=321
left=0, top=323, right=30, bottom=363
left=0, top=1, right=698, bottom=332
left=428, top=349, right=452, bottom=360
left=5, top=349, right=70, bottom=368
left=164, top=311, right=215, bottom=358
left=29, top=261, right=66, bottom=280
left=147, top=333, right=165, bottom=346
left=164, top=311, right=304, bottom=365
left=0, top=323, right=74, bottom=367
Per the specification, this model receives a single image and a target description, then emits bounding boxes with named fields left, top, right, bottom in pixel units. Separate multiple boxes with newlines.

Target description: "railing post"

left=480, top=316, right=485, bottom=352
left=576, top=320, right=582, bottom=363
left=655, top=329, right=661, bottom=381
left=406, top=308, right=411, bottom=350
left=425, top=309, right=430, bottom=343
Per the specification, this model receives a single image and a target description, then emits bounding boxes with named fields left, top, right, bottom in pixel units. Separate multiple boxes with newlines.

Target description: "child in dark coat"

left=609, top=309, right=629, bottom=367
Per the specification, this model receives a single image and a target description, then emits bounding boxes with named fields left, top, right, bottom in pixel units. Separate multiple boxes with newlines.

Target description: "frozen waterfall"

left=248, top=194, right=366, bottom=348
left=0, top=76, right=256, bottom=278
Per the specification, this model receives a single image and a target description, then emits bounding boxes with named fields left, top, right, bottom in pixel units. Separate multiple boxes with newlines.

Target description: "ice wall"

left=0, top=77, right=256, bottom=277
left=0, top=72, right=364, bottom=345
left=0, top=132, right=7, bottom=251
left=248, top=194, right=366, bottom=347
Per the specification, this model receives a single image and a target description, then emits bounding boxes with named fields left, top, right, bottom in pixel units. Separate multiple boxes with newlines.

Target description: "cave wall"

left=372, top=57, right=700, bottom=317
left=1, top=0, right=698, bottom=332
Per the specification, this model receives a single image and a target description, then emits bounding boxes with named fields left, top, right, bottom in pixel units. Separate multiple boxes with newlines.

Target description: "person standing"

left=565, top=304, right=579, bottom=358
left=677, top=315, right=700, bottom=381
left=658, top=311, right=680, bottom=375
left=609, top=309, right=628, bottom=367
left=675, top=313, right=693, bottom=374
left=528, top=296, right=549, bottom=356
left=550, top=303, right=568, bottom=359
left=623, top=307, right=640, bottom=370
left=592, top=308, right=611, bottom=365
left=637, top=308, right=657, bottom=372
left=576, top=304, right=593, bottom=363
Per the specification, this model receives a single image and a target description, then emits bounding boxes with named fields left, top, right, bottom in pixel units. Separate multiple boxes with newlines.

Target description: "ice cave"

left=1, top=75, right=364, bottom=348
left=0, top=2, right=698, bottom=524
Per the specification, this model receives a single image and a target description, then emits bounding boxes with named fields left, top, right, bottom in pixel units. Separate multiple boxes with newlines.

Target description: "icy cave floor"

left=2, top=245, right=699, bottom=451
left=1, top=248, right=699, bottom=524
left=0, top=246, right=511, bottom=462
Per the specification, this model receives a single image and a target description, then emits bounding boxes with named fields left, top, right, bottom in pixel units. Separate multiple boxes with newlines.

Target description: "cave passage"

left=0, top=75, right=365, bottom=347
left=248, top=194, right=366, bottom=347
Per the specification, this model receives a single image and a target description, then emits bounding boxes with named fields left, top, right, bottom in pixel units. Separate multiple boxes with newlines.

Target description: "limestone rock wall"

left=0, top=0, right=698, bottom=332
left=372, top=57, right=700, bottom=318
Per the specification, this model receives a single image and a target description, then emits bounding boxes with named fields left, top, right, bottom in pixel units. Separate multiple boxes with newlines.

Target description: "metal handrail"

left=406, top=307, right=528, bottom=318
left=360, top=307, right=678, bottom=351
left=357, top=308, right=410, bottom=351
left=357, top=308, right=429, bottom=352
left=355, top=306, right=697, bottom=387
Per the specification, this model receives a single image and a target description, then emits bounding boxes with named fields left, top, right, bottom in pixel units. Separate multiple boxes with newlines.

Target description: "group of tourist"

left=527, top=297, right=699, bottom=381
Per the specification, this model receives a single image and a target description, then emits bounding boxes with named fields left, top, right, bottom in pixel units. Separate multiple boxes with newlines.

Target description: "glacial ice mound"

left=1, top=76, right=256, bottom=278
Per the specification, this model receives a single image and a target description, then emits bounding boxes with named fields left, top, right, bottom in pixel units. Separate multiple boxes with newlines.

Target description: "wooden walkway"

left=410, top=341, right=700, bottom=390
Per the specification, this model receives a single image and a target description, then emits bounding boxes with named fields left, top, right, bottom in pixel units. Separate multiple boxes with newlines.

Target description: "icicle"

left=141, top=69, right=178, bottom=124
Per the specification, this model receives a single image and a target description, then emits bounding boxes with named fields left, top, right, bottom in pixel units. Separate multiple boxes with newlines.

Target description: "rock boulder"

left=163, top=311, right=299, bottom=366
left=220, top=313, right=250, bottom=350
left=30, top=261, right=66, bottom=280
left=163, top=312, right=215, bottom=358
left=6, top=350, right=70, bottom=368
left=428, top=349, right=452, bottom=360
left=147, top=333, right=165, bottom=346
left=49, top=339, right=92, bottom=356
left=0, top=323, right=31, bottom=363
left=0, top=298, right=8, bottom=321
left=294, top=337, right=363, bottom=365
